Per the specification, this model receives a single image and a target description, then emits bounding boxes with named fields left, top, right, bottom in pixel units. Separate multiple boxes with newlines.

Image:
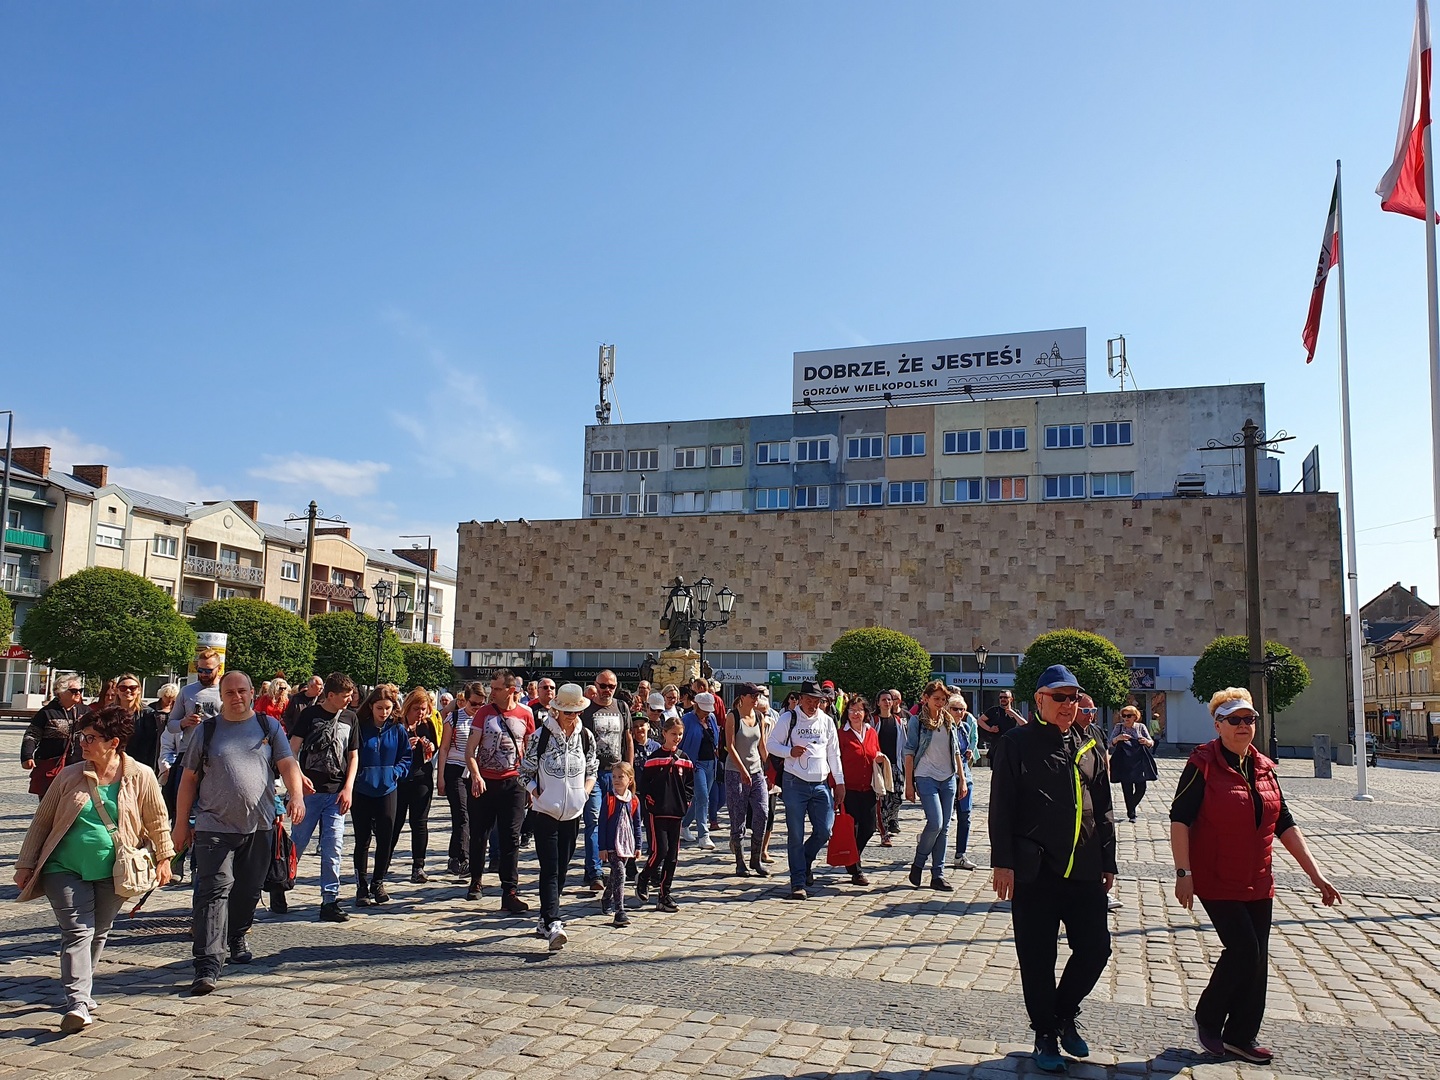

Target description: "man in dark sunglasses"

left=989, top=664, right=1118, bottom=1074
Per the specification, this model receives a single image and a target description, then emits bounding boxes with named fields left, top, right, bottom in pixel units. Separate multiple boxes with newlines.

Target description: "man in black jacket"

left=20, top=676, right=85, bottom=797
left=990, top=664, right=1117, bottom=1074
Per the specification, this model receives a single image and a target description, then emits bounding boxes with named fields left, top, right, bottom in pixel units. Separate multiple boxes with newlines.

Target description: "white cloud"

left=13, top=426, right=113, bottom=471
left=109, top=465, right=227, bottom=503
left=248, top=454, right=391, bottom=497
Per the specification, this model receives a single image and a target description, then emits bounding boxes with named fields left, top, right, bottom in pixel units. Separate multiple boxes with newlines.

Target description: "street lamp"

left=528, top=629, right=538, bottom=671
left=353, top=579, right=411, bottom=687
left=665, top=576, right=737, bottom=679
left=974, top=644, right=989, bottom=716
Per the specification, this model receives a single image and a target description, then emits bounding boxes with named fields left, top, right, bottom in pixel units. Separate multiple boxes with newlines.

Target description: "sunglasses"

left=596, top=683, right=617, bottom=691
left=64, top=687, right=85, bottom=695
left=195, top=667, right=217, bottom=675
left=1045, top=692, right=1080, bottom=704
left=1221, top=713, right=1257, bottom=726
left=118, top=684, right=140, bottom=692
left=1079, top=707, right=1098, bottom=714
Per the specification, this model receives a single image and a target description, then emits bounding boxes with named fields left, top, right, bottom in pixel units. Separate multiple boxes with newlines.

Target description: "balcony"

left=310, top=580, right=361, bottom=601
left=395, top=627, right=416, bottom=643
left=184, top=555, right=265, bottom=585
left=2, top=574, right=48, bottom=598
left=180, top=596, right=207, bottom=616
left=4, top=528, right=50, bottom=552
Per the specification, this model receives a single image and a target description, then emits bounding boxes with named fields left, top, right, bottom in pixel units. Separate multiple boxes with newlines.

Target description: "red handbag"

left=29, top=752, right=68, bottom=796
left=826, top=808, right=859, bottom=867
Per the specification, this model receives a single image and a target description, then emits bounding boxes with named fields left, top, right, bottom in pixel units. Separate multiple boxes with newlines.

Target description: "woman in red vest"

left=1169, top=687, right=1341, bottom=1067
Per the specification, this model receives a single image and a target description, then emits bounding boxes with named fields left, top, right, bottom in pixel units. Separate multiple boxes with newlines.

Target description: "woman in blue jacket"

left=351, top=688, right=412, bottom=907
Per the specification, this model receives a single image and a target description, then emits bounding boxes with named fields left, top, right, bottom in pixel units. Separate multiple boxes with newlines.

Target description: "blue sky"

left=2, top=2, right=1437, bottom=604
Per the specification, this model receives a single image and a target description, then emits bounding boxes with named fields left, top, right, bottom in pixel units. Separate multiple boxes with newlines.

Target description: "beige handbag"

left=871, top=753, right=894, bottom=796
left=86, top=774, right=159, bottom=899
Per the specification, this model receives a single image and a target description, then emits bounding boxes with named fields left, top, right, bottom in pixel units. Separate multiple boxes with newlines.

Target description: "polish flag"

left=1377, top=0, right=1436, bottom=220
left=1303, top=178, right=1340, bottom=364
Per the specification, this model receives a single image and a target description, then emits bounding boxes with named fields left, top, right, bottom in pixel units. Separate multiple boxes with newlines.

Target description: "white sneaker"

left=954, top=854, right=979, bottom=871
left=535, top=918, right=549, bottom=938
left=1107, top=893, right=1124, bottom=911
left=60, top=1004, right=92, bottom=1033
left=547, top=921, right=568, bottom=951
left=680, top=827, right=698, bottom=842
left=699, top=835, right=716, bottom=850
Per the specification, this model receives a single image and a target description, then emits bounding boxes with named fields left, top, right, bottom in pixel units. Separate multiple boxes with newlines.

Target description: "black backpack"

left=298, top=710, right=349, bottom=781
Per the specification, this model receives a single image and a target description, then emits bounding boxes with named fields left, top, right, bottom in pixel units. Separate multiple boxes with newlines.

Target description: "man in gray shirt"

left=173, top=670, right=304, bottom=995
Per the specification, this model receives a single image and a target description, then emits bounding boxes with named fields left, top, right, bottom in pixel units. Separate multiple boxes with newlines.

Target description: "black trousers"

left=350, top=790, right=398, bottom=888
left=1197, top=897, right=1273, bottom=1044
left=392, top=771, right=435, bottom=869
left=843, top=789, right=877, bottom=869
left=442, top=763, right=470, bottom=868
left=468, top=776, right=527, bottom=892
left=1119, top=780, right=1148, bottom=818
left=531, top=813, right=580, bottom=926
left=191, top=829, right=271, bottom=979
left=1010, top=868, right=1112, bottom=1033
left=639, top=815, right=681, bottom=898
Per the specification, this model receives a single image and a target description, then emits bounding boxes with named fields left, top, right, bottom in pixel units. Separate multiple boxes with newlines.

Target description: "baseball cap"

left=694, top=692, right=715, bottom=712
left=1035, top=665, right=1082, bottom=692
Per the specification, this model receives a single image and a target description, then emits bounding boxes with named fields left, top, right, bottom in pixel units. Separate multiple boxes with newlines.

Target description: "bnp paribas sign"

left=792, top=327, right=1086, bottom=411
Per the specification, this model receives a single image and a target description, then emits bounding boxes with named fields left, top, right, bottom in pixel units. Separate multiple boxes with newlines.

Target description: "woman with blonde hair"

left=1110, top=704, right=1157, bottom=821
left=903, top=679, right=967, bottom=891
left=255, top=678, right=291, bottom=729
left=392, top=688, right=440, bottom=882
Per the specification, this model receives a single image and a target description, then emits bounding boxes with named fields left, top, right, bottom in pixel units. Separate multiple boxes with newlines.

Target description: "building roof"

left=1375, top=609, right=1440, bottom=659
left=43, top=471, right=96, bottom=498
left=117, top=486, right=193, bottom=520
left=258, top=521, right=307, bottom=545
left=1360, top=581, right=1435, bottom=624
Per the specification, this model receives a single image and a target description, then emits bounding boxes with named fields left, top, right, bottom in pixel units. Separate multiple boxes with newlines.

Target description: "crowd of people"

left=12, top=653, right=1342, bottom=1073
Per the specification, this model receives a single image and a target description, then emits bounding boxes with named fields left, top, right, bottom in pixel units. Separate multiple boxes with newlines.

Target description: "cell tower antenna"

left=596, top=344, right=615, bottom=424
left=1106, top=335, right=1137, bottom=391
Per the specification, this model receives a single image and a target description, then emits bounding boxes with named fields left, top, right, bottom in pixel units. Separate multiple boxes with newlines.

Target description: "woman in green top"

left=13, top=706, right=174, bottom=1033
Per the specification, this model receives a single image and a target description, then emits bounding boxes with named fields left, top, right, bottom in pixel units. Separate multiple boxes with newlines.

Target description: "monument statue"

left=660, top=576, right=693, bottom=651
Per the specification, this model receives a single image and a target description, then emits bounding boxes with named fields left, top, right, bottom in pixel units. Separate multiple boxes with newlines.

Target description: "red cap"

left=822, top=680, right=835, bottom=689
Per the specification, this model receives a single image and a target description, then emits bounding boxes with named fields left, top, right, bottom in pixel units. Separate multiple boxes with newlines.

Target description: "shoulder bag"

left=86, top=771, right=159, bottom=899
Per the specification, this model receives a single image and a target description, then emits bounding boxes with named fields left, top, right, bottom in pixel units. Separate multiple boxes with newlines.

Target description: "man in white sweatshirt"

left=766, top=680, right=846, bottom=901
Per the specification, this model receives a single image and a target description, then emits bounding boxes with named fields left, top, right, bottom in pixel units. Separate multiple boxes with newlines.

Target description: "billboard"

left=793, top=327, right=1086, bottom=411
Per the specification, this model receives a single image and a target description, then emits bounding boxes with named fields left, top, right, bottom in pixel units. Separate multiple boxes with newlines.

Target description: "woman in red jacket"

left=1169, top=687, right=1340, bottom=1067
left=837, top=695, right=880, bottom=886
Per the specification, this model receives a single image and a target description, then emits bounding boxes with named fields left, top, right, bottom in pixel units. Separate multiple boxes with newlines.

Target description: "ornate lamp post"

left=528, top=629, right=538, bottom=671
left=666, top=576, right=736, bottom=679
left=353, top=579, right=412, bottom=688
left=974, top=644, right=989, bottom=717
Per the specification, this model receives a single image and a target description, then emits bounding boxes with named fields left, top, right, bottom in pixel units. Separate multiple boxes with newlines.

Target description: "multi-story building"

left=1372, top=609, right=1440, bottom=747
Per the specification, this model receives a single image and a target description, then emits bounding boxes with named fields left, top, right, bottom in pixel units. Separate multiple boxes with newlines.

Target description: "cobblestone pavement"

left=3, top=722, right=1440, bottom=1079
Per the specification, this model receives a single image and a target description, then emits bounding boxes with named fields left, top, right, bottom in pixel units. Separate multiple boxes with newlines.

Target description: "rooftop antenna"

left=1106, top=335, right=1137, bottom=391
left=596, top=344, right=615, bottom=425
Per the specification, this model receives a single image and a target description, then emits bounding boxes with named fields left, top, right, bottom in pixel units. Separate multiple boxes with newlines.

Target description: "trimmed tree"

left=401, top=642, right=454, bottom=691
left=1191, top=635, right=1311, bottom=712
left=312, top=611, right=406, bottom=688
left=1013, top=629, right=1132, bottom=708
left=0, top=591, right=13, bottom=645
left=19, top=567, right=195, bottom=678
left=192, top=598, right=317, bottom=686
left=816, top=627, right=933, bottom=705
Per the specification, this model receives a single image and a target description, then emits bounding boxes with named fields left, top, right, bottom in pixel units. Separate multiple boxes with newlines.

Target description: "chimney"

left=315, top=526, right=351, bottom=540
left=1413, top=585, right=1420, bottom=597
left=392, top=547, right=438, bottom=571
left=71, top=465, right=109, bottom=488
left=8, top=446, right=51, bottom=476
left=232, top=500, right=259, bottom=521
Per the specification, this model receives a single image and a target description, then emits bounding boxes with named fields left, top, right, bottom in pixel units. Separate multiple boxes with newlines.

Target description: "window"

left=590, top=494, right=623, bottom=516
left=941, top=478, right=983, bottom=503
left=708, top=489, right=744, bottom=512
left=988, top=427, right=1027, bottom=452
left=152, top=535, right=178, bottom=558
left=186, top=543, right=199, bottom=559
left=1045, top=425, right=1085, bottom=449
left=795, top=438, right=831, bottom=462
left=280, top=560, right=301, bottom=581
left=674, top=447, right=705, bottom=469
left=151, top=578, right=175, bottom=597
left=987, top=476, right=1028, bottom=502
left=756, top=441, right=790, bottom=464
left=217, top=587, right=239, bottom=600
left=218, top=547, right=239, bottom=566
left=278, top=596, right=299, bottom=613
left=5, top=508, right=17, bottom=529
left=626, top=492, right=659, bottom=515
left=1091, top=421, right=1133, bottom=447
left=888, top=481, right=928, bottom=505
left=1092, top=471, right=1135, bottom=498
left=96, top=523, right=124, bottom=549
left=627, top=449, right=659, bottom=471
left=889, top=433, right=926, bottom=457
left=846, top=482, right=883, bottom=506
left=1044, top=474, right=1087, bottom=500
left=944, top=430, right=982, bottom=455
left=795, top=485, right=831, bottom=508
left=710, top=444, right=743, bottom=468
left=755, top=487, right=790, bottom=510
left=673, top=491, right=705, bottom=513
left=591, top=450, right=623, bottom=472
left=847, top=435, right=883, bottom=460
left=330, top=568, right=346, bottom=584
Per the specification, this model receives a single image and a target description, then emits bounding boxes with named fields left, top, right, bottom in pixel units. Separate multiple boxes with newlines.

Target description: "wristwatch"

left=1175, top=868, right=1191, bottom=879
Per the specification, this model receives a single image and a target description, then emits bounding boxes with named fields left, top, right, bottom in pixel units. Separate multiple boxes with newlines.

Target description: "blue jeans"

left=780, top=773, right=833, bottom=890
left=583, top=767, right=613, bottom=880
left=953, top=782, right=973, bottom=859
left=290, top=791, right=345, bottom=903
left=682, top=760, right=716, bottom=840
left=913, top=774, right=956, bottom=876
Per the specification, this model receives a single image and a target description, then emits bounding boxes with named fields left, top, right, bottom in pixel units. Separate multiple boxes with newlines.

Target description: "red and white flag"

left=1377, top=0, right=1436, bottom=219
left=1303, top=177, right=1340, bottom=364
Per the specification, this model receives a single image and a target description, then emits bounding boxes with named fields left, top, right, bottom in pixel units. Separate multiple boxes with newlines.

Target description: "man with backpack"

left=172, top=670, right=305, bottom=996
left=283, top=672, right=360, bottom=922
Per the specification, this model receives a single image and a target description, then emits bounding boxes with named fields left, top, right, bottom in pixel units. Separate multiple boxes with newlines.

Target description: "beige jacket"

left=15, top=755, right=174, bottom=902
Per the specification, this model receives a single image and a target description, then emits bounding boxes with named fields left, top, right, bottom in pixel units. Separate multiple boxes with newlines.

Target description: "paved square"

left=3, top=723, right=1438, bottom=1079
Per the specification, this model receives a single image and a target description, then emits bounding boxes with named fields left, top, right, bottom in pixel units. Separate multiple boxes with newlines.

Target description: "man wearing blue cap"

left=989, top=664, right=1117, bottom=1074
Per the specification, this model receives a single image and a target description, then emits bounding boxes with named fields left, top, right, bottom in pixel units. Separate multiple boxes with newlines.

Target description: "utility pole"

left=301, top=502, right=317, bottom=620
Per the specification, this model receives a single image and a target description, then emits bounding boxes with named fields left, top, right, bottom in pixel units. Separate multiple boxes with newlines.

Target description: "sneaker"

left=60, top=1004, right=92, bottom=1033
left=372, top=883, right=391, bottom=904
left=190, top=976, right=217, bottom=996
left=930, top=876, right=954, bottom=892
left=355, top=889, right=372, bottom=908
left=1223, top=1039, right=1274, bottom=1065
left=613, top=912, right=631, bottom=927
left=634, top=880, right=651, bottom=904
left=699, top=835, right=716, bottom=850
left=547, top=922, right=568, bottom=950
left=500, top=891, right=530, bottom=914
left=587, top=878, right=605, bottom=893
left=535, top=918, right=550, bottom=938
left=319, top=902, right=350, bottom=923
left=954, top=854, right=979, bottom=871
left=1128, top=814, right=1137, bottom=822
left=1107, top=894, right=1124, bottom=911
left=1194, top=1019, right=1226, bottom=1057
left=228, top=939, right=252, bottom=965
left=465, top=884, right=481, bottom=902
left=1032, top=1031, right=1065, bottom=1073
left=880, top=836, right=893, bottom=847
left=657, top=897, right=679, bottom=913
left=410, top=869, right=428, bottom=884
left=850, top=870, right=870, bottom=886
left=601, top=901, right=613, bottom=916
left=785, top=888, right=808, bottom=901
left=452, top=862, right=471, bottom=878
left=1059, top=1019, right=1090, bottom=1058
left=680, top=826, right=697, bottom=842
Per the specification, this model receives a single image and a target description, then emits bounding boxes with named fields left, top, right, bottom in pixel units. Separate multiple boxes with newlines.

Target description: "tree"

left=1013, top=629, right=1132, bottom=709
left=816, top=627, right=933, bottom=705
left=311, top=611, right=406, bottom=687
left=1191, top=635, right=1312, bottom=712
left=191, top=598, right=316, bottom=686
left=0, top=591, right=13, bottom=645
left=19, top=567, right=195, bottom=678
left=401, top=642, right=454, bottom=691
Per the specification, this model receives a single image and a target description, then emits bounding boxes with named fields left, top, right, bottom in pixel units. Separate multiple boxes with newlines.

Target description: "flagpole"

left=1335, top=160, right=1373, bottom=801
left=1426, top=116, right=1440, bottom=598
